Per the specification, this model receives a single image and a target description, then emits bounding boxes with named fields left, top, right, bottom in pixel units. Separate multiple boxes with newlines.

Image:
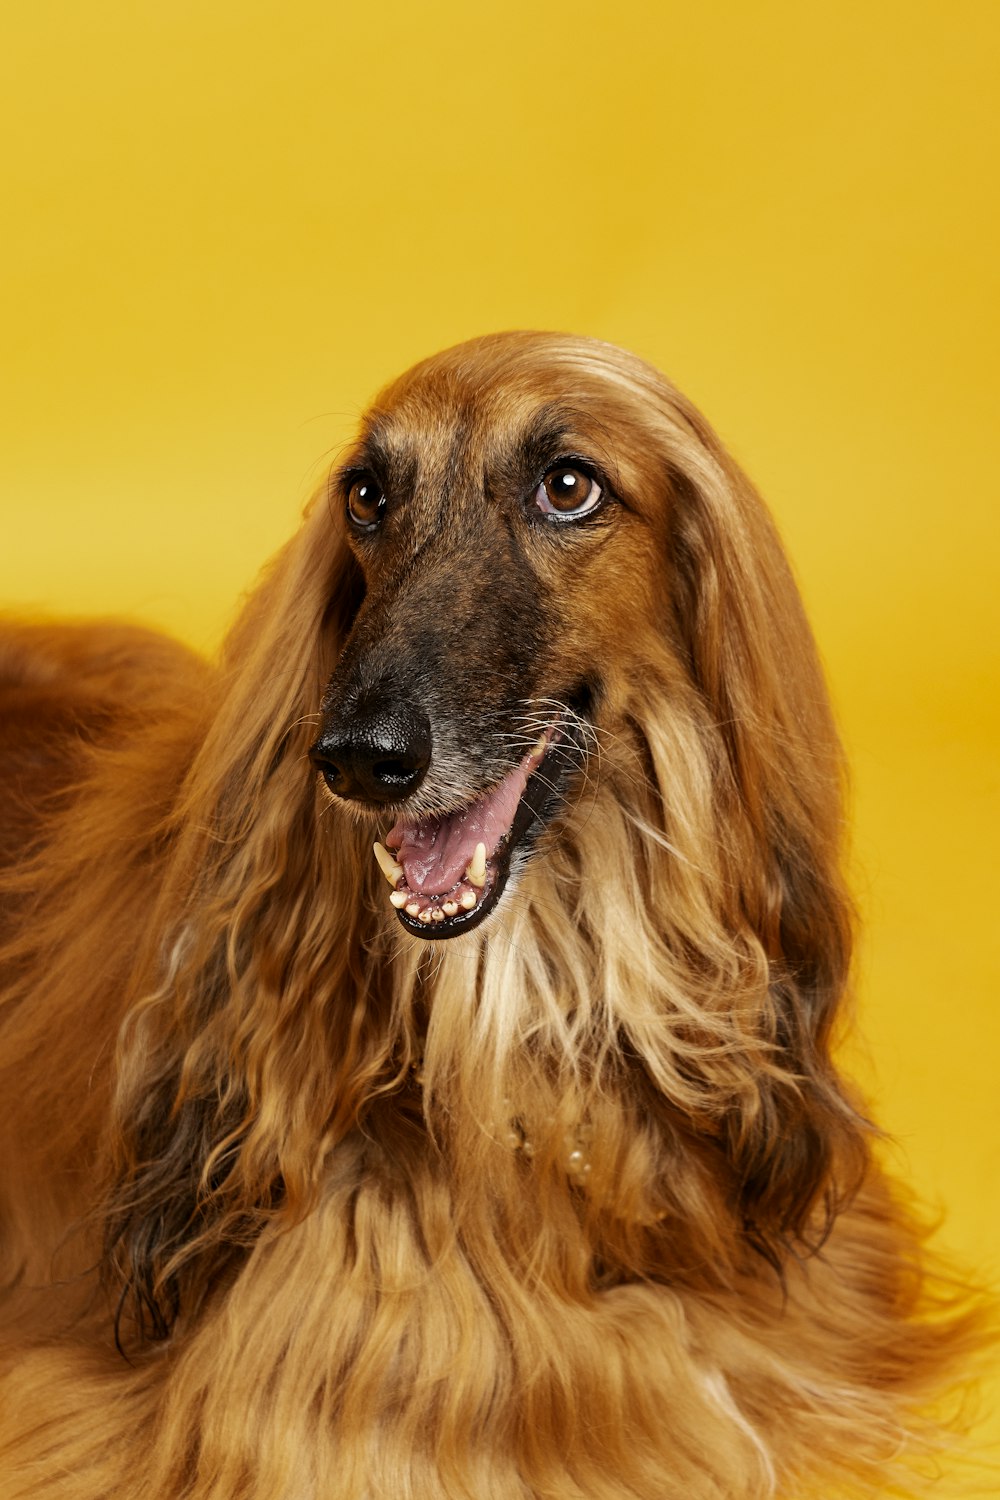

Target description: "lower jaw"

left=386, top=687, right=595, bottom=942
left=390, top=757, right=558, bottom=941
left=393, top=856, right=509, bottom=940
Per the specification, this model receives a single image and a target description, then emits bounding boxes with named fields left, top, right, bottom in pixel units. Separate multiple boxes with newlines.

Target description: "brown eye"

left=346, top=476, right=385, bottom=529
left=534, top=466, right=603, bottom=519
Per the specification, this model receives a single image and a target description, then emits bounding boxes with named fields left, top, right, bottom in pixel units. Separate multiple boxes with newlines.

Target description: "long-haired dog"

left=0, top=333, right=988, bottom=1498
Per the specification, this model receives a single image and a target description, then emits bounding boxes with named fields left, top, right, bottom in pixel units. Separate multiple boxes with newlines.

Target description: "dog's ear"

left=103, top=500, right=378, bottom=1344
left=663, top=448, right=867, bottom=1263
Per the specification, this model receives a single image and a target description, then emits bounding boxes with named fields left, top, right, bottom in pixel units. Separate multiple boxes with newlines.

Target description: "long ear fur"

left=102, top=498, right=386, bottom=1342
left=103, top=362, right=862, bottom=1333
left=661, top=415, right=867, bottom=1262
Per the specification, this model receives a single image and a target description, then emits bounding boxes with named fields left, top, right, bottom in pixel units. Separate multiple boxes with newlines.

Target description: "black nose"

left=309, top=703, right=432, bottom=805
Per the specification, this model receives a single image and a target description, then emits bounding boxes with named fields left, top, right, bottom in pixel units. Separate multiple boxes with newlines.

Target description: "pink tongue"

left=385, top=760, right=531, bottom=897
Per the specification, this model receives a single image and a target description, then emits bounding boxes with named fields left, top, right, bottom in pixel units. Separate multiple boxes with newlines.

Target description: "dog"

left=0, top=332, right=988, bottom=1497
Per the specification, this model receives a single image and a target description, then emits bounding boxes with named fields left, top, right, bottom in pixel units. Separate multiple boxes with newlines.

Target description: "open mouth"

left=371, top=720, right=576, bottom=939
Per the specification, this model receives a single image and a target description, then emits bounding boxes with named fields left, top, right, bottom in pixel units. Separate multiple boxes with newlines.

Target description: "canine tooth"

left=466, top=842, right=487, bottom=888
left=405, top=901, right=421, bottom=917
left=430, top=908, right=445, bottom=922
left=418, top=909, right=433, bottom=925
left=532, top=733, right=548, bottom=758
left=442, top=901, right=459, bottom=917
left=389, top=890, right=409, bottom=908
left=459, top=890, right=477, bottom=910
left=373, top=841, right=404, bottom=887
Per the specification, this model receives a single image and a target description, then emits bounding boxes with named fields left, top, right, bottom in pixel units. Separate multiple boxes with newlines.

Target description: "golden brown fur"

left=0, top=333, right=989, bottom=1497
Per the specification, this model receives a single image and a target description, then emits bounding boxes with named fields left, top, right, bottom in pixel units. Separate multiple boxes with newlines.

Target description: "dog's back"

left=0, top=621, right=206, bottom=843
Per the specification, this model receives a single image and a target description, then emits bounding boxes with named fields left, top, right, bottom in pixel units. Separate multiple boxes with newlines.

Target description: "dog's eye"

left=534, top=466, right=603, bottom=520
left=346, top=476, right=386, bottom=530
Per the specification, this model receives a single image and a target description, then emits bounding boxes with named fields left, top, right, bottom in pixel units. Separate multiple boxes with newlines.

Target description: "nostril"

left=308, top=744, right=343, bottom=780
left=372, top=757, right=422, bottom=787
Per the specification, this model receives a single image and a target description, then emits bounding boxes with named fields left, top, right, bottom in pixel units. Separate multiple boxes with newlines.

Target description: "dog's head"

left=311, top=333, right=664, bottom=936
left=309, top=331, right=841, bottom=957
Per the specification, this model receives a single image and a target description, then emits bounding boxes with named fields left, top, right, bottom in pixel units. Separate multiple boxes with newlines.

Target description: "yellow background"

left=2, top=0, right=997, bottom=1487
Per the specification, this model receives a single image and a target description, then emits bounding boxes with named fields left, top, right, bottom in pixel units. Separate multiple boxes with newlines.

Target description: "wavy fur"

left=0, top=333, right=989, bottom=1498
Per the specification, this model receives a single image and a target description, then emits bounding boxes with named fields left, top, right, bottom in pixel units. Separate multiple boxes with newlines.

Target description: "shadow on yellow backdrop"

left=2, top=0, right=997, bottom=1487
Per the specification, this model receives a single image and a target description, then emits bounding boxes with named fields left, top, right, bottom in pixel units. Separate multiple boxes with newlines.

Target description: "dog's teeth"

left=418, top=909, right=433, bottom=925
left=442, top=901, right=459, bottom=917
left=532, top=733, right=548, bottom=758
left=430, top=908, right=445, bottom=922
left=389, top=890, right=409, bottom=908
left=405, top=901, right=421, bottom=917
left=373, top=841, right=404, bottom=887
left=466, top=842, right=487, bottom=888
left=459, top=890, right=477, bottom=910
